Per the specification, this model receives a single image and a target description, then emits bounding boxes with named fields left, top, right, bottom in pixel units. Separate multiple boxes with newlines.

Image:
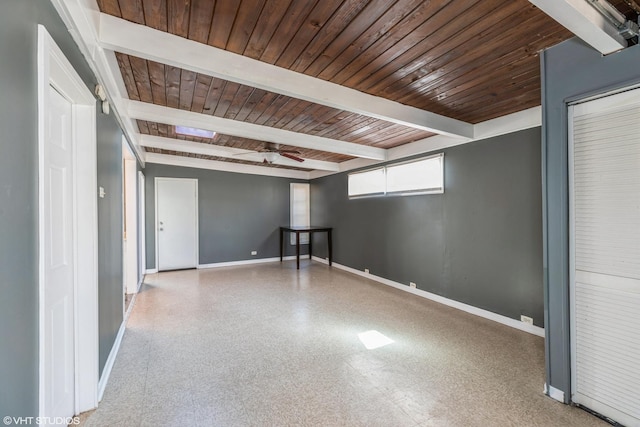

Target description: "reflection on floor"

left=80, top=261, right=606, bottom=426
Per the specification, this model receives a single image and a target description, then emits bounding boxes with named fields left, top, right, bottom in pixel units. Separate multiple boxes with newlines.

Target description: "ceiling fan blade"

left=280, top=152, right=305, bottom=162
left=278, top=149, right=301, bottom=155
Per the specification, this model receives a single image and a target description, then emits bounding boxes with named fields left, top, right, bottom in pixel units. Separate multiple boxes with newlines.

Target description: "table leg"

left=296, top=231, right=300, bottom=269
left=328, top=229, right=333, bottom=266
left=280, top=228, right=284, bottom=262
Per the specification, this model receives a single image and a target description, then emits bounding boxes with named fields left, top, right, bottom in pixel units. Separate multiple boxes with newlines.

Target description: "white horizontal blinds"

left=290, top=183, right=309, bottom=245
left=571, top=89, right=640, bottom=426
left=386, top=154, right=443, bottom=194
left=574, top=273, right=640, bottom=422
left=573, top=105, right=640, bottom=278
left=348, top=167, right=385, bottom=197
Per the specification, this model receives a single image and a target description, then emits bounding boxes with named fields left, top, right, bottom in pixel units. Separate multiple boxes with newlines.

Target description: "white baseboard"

left=198, top=255, right=309, bottom=269
left=312, top=256, right=545, bottom=338
left=544, top=383, right=566, bottom=403
left=97, top=320, right=126, bottom=402
left=145, top=268, right=158, bottom=274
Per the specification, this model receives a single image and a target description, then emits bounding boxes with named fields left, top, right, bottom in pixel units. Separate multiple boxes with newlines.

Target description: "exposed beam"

left=145, top=153, right=310, bottom=180
left=139, top=134, right=340, bottom=172
left=529, top=0, right=626, bottom=54
left=124, top=100, right=387, bottom=161
left=98, top=13, right=474, bottom=139
left=473, top=106, right=541, bottom=141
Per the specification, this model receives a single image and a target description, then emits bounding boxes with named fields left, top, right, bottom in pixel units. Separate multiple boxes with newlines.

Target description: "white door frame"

left=138, top=171, right=146, bottom=286
left=154, top=177, right=199, bottom=271
left=38, top=26, right=99, bottom=415
left=122, top=139, right=138, bottom=295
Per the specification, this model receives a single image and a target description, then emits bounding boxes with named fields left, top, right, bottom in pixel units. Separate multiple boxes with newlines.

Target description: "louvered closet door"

left=570, top=88, right=640, bottom=427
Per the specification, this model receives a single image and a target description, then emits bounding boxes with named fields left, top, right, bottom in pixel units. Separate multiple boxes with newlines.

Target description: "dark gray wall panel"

left=96, top=115, right=123, bottom=376
left=0, top=1, right=40, bottom=417
left=541, top=38, right=640, bottom=400
left=0, top=0, right=124, bottom=415
left=144, top=164, right=307, bottom=269
left=311, top=128, right=543, bottom=326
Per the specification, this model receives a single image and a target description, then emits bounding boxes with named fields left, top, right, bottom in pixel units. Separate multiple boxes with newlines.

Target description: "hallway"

left=80, top=262, right=605, bottom=426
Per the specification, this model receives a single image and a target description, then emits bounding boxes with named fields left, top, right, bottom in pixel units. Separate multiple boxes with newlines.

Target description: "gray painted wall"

left=0, top=0, right=124, bottom=416
left=311, top=128, right=543, bottom=326
left=96, top=117, right=124, bottom=376
left=144, top=164, right=308, bottom=269
left=541, top=38, right=640, bottom=400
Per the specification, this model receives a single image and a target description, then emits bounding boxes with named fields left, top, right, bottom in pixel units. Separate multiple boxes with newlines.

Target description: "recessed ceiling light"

left=175, top=125, right=216, bottom=138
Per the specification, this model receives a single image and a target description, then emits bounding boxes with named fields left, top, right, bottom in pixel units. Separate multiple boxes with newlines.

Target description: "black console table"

left=280, top=226, right=333, bottom=269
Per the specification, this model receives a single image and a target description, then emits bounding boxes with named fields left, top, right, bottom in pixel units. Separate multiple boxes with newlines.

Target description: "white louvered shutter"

left=570, top=88, right=640, bottom=427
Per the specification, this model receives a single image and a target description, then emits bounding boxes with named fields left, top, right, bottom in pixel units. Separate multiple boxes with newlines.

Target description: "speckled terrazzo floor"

left=79, top=261, right=607, bottom=427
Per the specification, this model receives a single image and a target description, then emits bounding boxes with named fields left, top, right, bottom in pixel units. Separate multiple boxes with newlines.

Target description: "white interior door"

left=156, top=178, right=198, bottom=271
left=570, top=88, right=640, bottom=427
left=43, top=85, right=75, bottom=419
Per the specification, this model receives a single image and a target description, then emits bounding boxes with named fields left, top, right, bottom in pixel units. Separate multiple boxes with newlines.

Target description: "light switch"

left=99, top=186, right=105, bottom=198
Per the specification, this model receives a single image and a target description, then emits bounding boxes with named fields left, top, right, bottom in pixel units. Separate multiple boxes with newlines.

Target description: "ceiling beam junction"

left=529, top=0, right=629, bottom=54
left=124, top=99, right=387, bottom=161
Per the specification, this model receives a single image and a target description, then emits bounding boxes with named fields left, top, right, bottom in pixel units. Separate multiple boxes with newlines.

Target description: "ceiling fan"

left=235, top=143, right=304, bottom=164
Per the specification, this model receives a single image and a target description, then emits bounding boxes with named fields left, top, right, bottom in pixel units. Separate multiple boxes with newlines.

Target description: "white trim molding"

left=198, top=255, right=307, bottom=270
left=312, top=256, right=545, bottom=337
left=544, top=383, right=566, bottom=403
left=97, top=321, right=126, bottom=402
left=98, top=13, right=473, bottom=139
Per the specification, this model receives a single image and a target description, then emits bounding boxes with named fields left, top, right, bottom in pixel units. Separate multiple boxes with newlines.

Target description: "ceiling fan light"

left=264, top=152, right=279, bottom=164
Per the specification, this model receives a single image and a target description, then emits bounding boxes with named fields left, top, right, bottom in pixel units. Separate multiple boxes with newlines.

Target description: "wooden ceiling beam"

left=124, top=99, right=387, bottom=160
left=138, top=134, right=341, bottom=172
left=529, top=0, right=626, bottom=54
left=98, top=13, right=474, bottom=139
left=145, top=153, right=310, bottom=179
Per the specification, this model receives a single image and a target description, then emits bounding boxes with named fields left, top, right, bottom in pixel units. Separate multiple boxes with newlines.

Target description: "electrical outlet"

left=521, top=315, right=533, bottom=325
left=409, top=282, right=417, bottom=288
left=364, top=268, right=369, bottom=274
left=251, top=251, right=257, bottom=256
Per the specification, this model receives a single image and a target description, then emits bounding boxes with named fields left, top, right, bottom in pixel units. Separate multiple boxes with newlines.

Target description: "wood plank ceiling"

left=96, top=0, right=625, bottom=171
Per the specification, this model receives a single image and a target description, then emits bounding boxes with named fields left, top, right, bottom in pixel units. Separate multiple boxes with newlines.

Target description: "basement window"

left=348, top=153, right=444, bottom=198
left=347, top=167, right=385, bottom=197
